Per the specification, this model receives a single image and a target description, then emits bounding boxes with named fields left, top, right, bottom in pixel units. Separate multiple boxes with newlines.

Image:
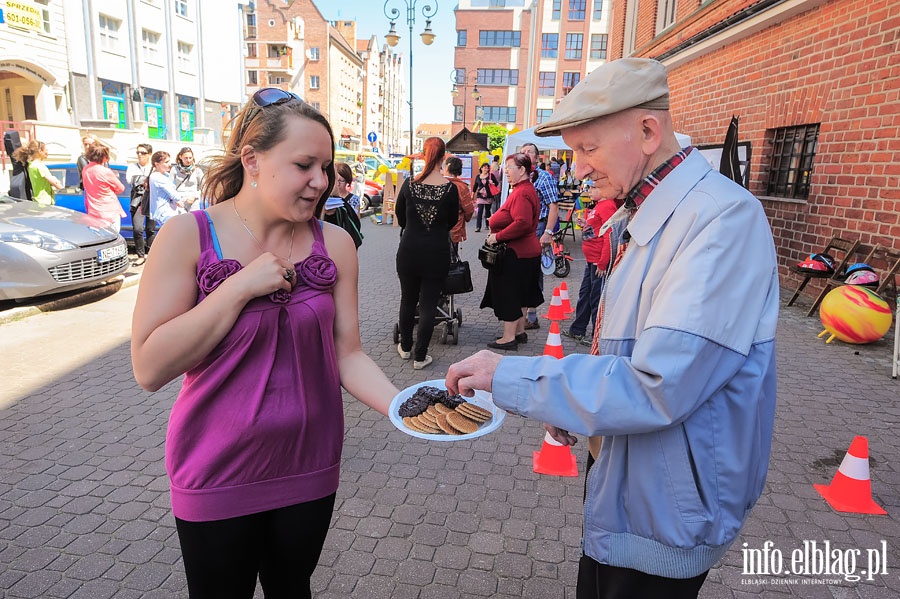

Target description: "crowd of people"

left=125, top=57, right=779, bottom=599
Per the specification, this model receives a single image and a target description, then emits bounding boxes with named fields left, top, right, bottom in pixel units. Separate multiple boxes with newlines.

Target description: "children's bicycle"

left=551, top=230, right=573, bottom=277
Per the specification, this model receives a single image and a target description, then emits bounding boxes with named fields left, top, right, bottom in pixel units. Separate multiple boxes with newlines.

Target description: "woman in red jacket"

left=481, top=152, right=543, bottom=350
left=82, top=142, right=126, bottom=233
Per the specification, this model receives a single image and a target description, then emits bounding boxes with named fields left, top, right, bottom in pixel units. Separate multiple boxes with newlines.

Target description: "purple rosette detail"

left=297, top=254, right=337, bottom=290
left=269, top=288, right=292, bottom=304
left=197, top=259, right=242, bottom=295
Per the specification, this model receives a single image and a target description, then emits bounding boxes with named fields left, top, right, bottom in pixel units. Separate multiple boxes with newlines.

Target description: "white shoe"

left=413, top=355, right=433, bottom=370
left=397, top=344, right=411, bottom=360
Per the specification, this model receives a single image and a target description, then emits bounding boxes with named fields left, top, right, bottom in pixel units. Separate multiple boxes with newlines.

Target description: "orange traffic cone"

left=814, top=436, right=887, bottom=515
left=543, top=321, right=564, bottom=358
left=543, top=287, right=566, bottom=320
left=559, top=282, right=574, bottom=314
left=533, top=431, right=578, bottom=477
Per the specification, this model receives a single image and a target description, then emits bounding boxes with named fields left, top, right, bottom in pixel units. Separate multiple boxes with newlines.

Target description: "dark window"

left=457, top=30, right=467, bottom=47
left=552, top=0, right=561, bottom=19
left=247, top=71, right=258, bottom=85
left=541, top=33, right=558, bottom=58
left=589, top=34, right=607, bottom=59
left=562, top=72, right=580, bottom=94
left=454, top=105, right=464, bottom=122
left=479, top=30, right=521, bottom=47
left=565, top=33, right=583, bottom=59
left=593, top=0, right=603, bottom=20
left=537, top=109, right=553, bottom=124
left=538, top=72, right=556, bottom=96
left=22, top=96, right=37, bottom=120
left=482, top=106, right=517, bottom=123
left=569, top=0, right=586, bottom=20
left=765, top=124, right=819, bottom=200
left=477, top=69, right=519, bottom=85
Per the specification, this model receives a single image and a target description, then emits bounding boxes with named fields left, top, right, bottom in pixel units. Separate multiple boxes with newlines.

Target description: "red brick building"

left=609, top=0, right=899, bottom=299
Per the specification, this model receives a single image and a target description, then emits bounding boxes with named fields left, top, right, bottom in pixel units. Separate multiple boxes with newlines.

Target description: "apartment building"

left=244, top=1, right=405, bottom=153
left=453, top=0, right=610, bottom=135
left=65, top=0, right=243, bottom=144
left=607, top=0, right=900, bottom=296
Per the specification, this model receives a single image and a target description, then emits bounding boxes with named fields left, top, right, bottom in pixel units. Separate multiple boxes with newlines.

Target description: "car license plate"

left=97, top=242, right=126, bottom=263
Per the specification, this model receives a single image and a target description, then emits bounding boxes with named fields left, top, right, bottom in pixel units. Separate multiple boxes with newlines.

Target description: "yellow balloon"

left=397, top=157, right=411, bottom=170
left=376, top=164, right=389, bottom=175
left=491, top=147, right=503, bottom=157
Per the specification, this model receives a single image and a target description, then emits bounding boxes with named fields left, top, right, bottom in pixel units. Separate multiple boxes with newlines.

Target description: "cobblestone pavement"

left=1, top=218, right=898, bottom=598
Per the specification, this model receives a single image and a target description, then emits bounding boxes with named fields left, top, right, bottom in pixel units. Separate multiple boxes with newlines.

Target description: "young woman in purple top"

left=131, top=89, right=399, bottom=598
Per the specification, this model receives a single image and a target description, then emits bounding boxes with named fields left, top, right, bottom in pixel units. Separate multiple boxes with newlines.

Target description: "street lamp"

left=450, top=69, right=481, bottom=131
left=383, top=0, right=438, bottom=158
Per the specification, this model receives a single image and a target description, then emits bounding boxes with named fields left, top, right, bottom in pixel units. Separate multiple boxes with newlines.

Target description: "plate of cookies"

left=389, top=380, right=505, bottom=441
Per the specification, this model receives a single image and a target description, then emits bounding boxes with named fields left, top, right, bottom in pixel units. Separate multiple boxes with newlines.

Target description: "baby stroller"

left=392, top=251, right=470, bottom=346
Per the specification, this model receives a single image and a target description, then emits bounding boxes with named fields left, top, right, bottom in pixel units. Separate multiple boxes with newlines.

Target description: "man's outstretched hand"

left=445, top=350, right=503, bottom=397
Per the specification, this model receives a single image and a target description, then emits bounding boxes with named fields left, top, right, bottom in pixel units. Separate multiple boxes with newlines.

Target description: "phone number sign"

left=4, top=1, right=43, bottom=33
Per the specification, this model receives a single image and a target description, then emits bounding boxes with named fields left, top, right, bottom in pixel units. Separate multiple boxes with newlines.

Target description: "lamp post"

left=450, top=69, right=481, bottom=131
left=384, top=0, right=437, bottom=158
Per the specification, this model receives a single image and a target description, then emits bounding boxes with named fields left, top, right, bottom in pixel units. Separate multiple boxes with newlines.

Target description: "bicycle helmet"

left=796, top=253, right=835, bottom=274
left=845, top=268, right=879, bottom=287
left=541, top=245, right=556, bottom=276
left=844, top=262, right=875, bottom=277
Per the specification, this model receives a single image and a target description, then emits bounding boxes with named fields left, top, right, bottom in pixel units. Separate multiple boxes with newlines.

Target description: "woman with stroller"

left=395, top=137, right=460, bottom=370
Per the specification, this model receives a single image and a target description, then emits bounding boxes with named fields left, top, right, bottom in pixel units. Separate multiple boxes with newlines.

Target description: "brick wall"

left=610, top=0, right=899, bottom=298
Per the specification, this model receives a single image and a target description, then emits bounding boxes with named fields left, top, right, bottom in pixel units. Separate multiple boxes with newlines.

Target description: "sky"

left=319, top=0, right=456, bottom=126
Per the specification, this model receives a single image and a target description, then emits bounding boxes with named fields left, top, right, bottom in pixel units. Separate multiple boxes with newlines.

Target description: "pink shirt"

left=82, top=162, right=126, bottom=223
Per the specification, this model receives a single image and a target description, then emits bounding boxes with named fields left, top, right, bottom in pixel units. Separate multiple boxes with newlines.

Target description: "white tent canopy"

left=499, top=127, right=691, bottom=202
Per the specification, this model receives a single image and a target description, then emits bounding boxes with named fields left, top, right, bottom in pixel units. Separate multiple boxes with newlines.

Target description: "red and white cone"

left=543, top=321, right=564, bottom=359
left=559, top=281, right=574, bottom=315
left=543, top=287, right=566, bottom=321
left=533, top=431, right=578, bottom=477
left=814, top=436, right=887, bottom=515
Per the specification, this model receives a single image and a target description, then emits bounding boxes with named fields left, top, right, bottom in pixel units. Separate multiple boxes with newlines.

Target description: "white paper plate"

left=389, top=379, right=505, bottom=441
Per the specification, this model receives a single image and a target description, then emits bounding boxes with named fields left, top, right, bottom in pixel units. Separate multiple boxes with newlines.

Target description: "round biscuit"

left=413, top=415, right=441, bottom=433
left=456, top=404, right=491, bottom=423
left=446, top=411, right=479, bottom=434
left=433, top=403, right=453, bottom=415
left=434, top=413, right=461, bottom=435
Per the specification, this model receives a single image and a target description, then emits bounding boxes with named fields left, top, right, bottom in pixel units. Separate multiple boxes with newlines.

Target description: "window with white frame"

left=247, top=71, right=258, bottom=85
left=310, top=75, right=320, bottom=89
left=657, top=0, right=677, bottom=31
left=175, top=0, right=188, bottom=18
left=177, top=41, right=193, bottom=71
left=142, top=29, right=161, bottom=62
left=98, top=15, right=121, bottom=52
left=309, top=47, right=320, bottom=60
left=34, top=0, right=51, bottom=34
left=246, top=42, right=257, bottom=58
left=589, top=34, right=607, bottom=59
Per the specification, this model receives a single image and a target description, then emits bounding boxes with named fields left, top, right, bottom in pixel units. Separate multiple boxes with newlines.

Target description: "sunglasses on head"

left=236, top=88, right=303, bottom=143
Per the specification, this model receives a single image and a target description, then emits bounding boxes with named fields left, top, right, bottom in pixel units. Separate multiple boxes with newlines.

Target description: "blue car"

left=46, top=163, right=134, bottom=241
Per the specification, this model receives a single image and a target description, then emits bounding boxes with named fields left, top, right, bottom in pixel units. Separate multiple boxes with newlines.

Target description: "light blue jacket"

left=493, top=150, right=779, bottom=578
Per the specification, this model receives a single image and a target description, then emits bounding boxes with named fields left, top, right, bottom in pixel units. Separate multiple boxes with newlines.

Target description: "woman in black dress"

left=395, top=137, right=460, bottom=369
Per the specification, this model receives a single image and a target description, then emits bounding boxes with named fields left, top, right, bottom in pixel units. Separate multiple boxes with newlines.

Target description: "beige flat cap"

left=534, top=58, right=670, bottom=137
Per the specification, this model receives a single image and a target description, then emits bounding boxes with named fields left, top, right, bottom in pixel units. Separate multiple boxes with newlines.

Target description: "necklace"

left=232, top=199, right=295, bottom=262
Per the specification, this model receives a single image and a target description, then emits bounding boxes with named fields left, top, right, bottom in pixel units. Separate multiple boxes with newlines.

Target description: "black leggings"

left=174, top=494, right=336, bottom=599
left=398, top=272, right=444, bottom=361
left=130, top=204, right=156, bottom=258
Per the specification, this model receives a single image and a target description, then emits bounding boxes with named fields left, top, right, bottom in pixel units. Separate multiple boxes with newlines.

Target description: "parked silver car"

left=0, top=193, right=129, bottom=301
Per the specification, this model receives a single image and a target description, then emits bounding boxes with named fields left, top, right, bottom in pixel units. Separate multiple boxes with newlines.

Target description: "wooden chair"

left=786, top=236, right=860, bottom=309
left=805, top=243, right=897, bottom=317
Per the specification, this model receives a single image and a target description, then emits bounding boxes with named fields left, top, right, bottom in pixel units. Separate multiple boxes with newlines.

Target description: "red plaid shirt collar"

left=623, top=146, right=693, bottom=212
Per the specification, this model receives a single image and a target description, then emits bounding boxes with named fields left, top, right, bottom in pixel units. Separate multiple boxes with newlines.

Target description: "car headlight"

left=0, top=230, right=77, bottom=251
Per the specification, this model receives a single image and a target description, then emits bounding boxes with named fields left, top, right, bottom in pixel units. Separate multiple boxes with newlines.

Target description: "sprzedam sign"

left=742, top=540, right=889, bottom=583
left=4, top=0, right=43, bottom=33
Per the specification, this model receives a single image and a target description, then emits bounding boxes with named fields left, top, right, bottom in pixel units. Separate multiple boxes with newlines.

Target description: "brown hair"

left=85, top=142, right=109, bottom=164
left=203, top=98, right=335, bottom=215
left=444, top=155, right=462, bottom=177
left=505, top=152, right=532, bottom=176
left=335, top=162, right=353, bottom=186
left=414, top=137, right=446, bottom=182
left=12, top=140, right=45, bottom=163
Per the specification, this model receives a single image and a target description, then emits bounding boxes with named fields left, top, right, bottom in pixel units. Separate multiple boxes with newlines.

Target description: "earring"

left=250, top=180, right=258, bottom=189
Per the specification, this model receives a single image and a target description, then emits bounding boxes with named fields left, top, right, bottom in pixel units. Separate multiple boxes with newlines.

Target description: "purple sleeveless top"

left=166, top=211, right=343, bottom=522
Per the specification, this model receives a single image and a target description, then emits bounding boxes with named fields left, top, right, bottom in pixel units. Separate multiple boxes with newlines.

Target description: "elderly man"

left=446, top=58, right=779, bottom=597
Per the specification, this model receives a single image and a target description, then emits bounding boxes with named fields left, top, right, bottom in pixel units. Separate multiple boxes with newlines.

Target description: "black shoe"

left=487, top=339, right=518, bottom=351
left=474, top=228, right=481, bottom=232
left=131, top=257, right=146, bottom=266
left=524, top=320, right=540, bottom=330
left=561, top=328, right=586, bottom=343
left=515, top=332, right=527, bottom=343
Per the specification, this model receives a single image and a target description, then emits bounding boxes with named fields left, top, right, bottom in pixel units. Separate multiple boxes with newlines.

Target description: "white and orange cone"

left=543, top=287, right=566, bottom=321
left=814, top=436, right=887, bottom=515
left=543, top=321, right=564, bottom=359
left=559, top=281, right=574, bottom=315
left=533, top=431, right=578, bottom=477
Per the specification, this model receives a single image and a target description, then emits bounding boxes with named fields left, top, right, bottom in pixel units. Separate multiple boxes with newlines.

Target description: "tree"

left=479, top=124, right=508, bottom=152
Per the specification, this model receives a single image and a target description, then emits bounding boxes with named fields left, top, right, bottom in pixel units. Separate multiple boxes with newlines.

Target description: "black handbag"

left=444, top=259, right=473, bottom=295
left=478, top=242, right=507, bottom=273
